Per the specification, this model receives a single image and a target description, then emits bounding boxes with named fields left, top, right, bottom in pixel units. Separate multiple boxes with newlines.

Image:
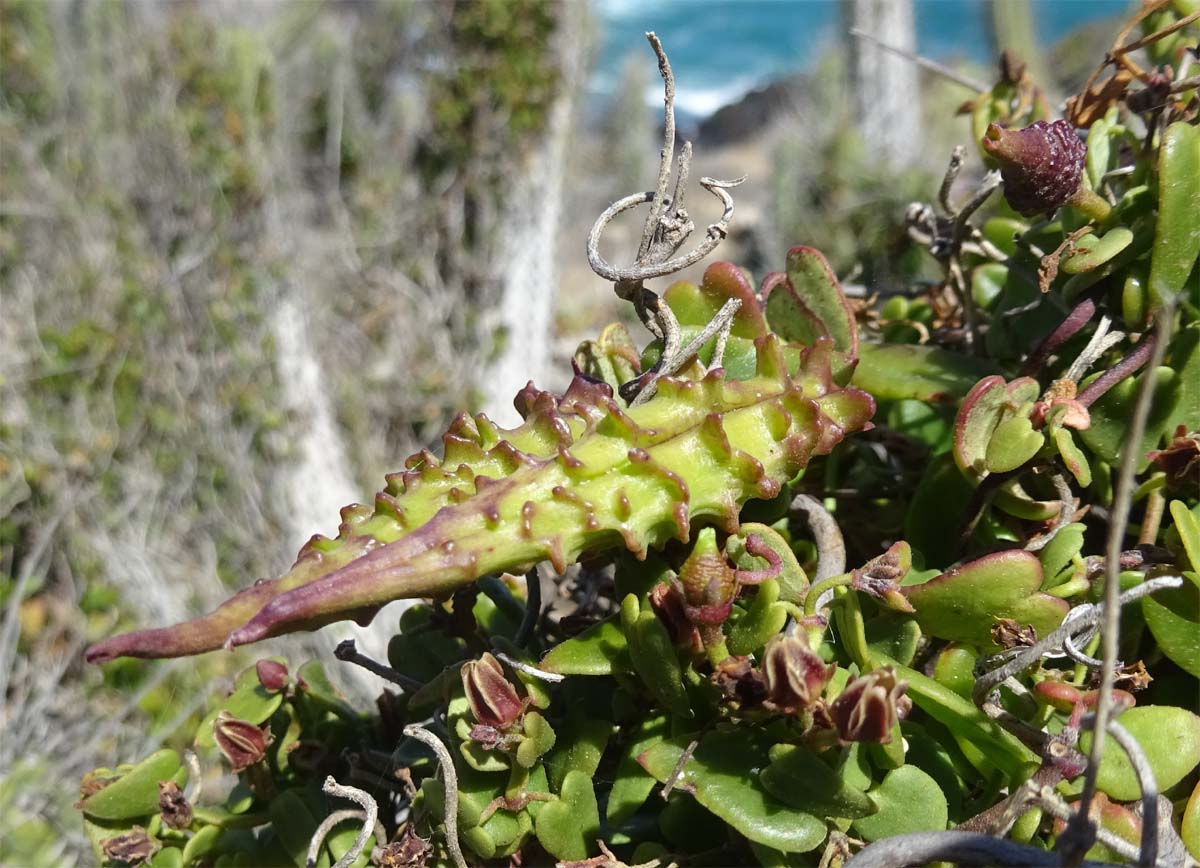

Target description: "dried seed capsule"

left=100, top=827, right=160, bottom=865
left=158, top=780, right=193, bottom=830
left=982, top=120, right=1087, bottom=217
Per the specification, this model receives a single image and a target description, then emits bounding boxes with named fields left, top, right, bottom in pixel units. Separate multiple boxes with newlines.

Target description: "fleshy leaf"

left=79, top=750, right=183, bottom=822
left=953, top=376, right=1041, bottom=480
left=539, top=616, right=630, bottom=676
left=1078, top=706, right=1200, bottom=801
left=760, top=744, right=877, bottom=820
left=850, top=766, right=949, bottom=842
left=638, top=730, right=826, bottom=853
left=762, top=246, right=858, bottom=357
left=853, top=343, right=996, bottom=405
left=1142, top=579, right=1200, bottom=678
left=606, top=715, right=669, bottom=828
left=904, top=550, right=1068, bottom=649
left=533, top=770, right=599, bottom=862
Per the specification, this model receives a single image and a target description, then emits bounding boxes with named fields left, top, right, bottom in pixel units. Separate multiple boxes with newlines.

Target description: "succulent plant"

left=75, top=13, right=1200, bottom=868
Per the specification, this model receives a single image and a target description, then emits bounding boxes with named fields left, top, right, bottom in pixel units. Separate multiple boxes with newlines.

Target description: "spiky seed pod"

left=982, top=120, right=1086, bottom=217
left=829, top=666, right=910, bottom=744
left=86, top=332, right=874, bottom=662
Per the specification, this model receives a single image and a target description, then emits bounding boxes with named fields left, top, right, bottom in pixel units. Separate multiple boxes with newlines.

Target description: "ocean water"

left=592, top=0, right=1133, bottom=118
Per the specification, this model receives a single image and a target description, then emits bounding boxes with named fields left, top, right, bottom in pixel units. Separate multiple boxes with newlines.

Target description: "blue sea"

left=592, top=0, right=1133, bottom=118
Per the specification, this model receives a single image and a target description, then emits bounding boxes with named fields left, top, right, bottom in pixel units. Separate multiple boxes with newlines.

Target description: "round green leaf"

left=984, top=415, right=1045, bottom=474
left=539, top=616, right=629, bottom=676
left=638, top=731, right=826, bottom=853
left=850, top=765, right=948, bottom=842
left=1142, top=580, right=1200, bottom=678
left=534, top=770, right=599, bottom=862
left=1078, top=706, right=1200, bottom=801
left=1182, top=780, right=1200, bottom=862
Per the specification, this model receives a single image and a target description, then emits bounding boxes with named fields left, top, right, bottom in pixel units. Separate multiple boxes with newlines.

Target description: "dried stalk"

left=403, top=724, right=468, bottom=868
left=306, top=777, right=384, bottom=868
left=1062, top=308, right=1173, bottom=865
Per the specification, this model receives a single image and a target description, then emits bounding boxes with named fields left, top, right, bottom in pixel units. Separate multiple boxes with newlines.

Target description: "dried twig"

left=402, top=724, right=468, bottom=868
left=494, top=651, right=565, bottom=683
left=845, top=830, right=1070, bottom=867
left=334, top=638, right=424, bottom=692
left=514, top=567, right=542, bottom=649
left=307, top=777, right=384, bottom=868
left=660, top=737, right=699, bottom=800
left=585, top=33, right=746, bottom=406
left=1063, top=308, right=1173, bottom=865
left=848, top=28, right=989, bottom=93
left=972, top=574, right=1184, bottom=705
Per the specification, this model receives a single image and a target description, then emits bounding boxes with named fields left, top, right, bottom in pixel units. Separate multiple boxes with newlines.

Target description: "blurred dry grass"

left=0, top=1, right=575, bottom=860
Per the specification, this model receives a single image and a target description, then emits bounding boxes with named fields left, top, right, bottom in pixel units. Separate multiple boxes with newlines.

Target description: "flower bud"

left=255, top=659, right=289, bottom=693
left=830, top=667, right=909, bottom=744
left=982, top=120, right=1086, bottom=217
left=678, top=528, right=738, bottom=626
left=100, top=827, right=160, bottom=865
left=760, top=633, right=836, bottom=714
left=213, top=711, right=273, bottom=772
left=158, top=780, right=193, bottom=830
left=461, top=652, right=525, bottom=729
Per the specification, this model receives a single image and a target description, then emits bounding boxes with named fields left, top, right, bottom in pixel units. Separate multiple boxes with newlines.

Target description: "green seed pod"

left=87, top=333, right=874, bottom=661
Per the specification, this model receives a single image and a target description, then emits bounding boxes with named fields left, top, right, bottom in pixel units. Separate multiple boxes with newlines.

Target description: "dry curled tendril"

left=586, top=32, right=746, bottom=405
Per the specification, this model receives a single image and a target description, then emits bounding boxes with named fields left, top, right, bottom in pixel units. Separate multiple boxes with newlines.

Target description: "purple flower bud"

left=461, top=652, right=525, bottom=729
left=213, top=711, right=273, bottom=772
left=100, top=827, right=160, bottom=865
left=830, top=666, right=909, bottom=744
left=982, top=120, right=1087, bottom=217
left=255, top=659, right=289, bottom=693
left=158, top=780, right=193, bottom=830
left=760, top=633, right=836, bottom=714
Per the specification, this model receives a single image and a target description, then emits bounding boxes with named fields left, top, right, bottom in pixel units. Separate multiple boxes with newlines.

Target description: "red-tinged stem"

left=1020, top=297, right=1096, bottom=377
left=1075, top=331, right=1157, bottom=408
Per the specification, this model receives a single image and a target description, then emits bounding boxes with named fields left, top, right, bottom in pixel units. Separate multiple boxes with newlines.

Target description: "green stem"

left=804, top=572, right=853, bottom=617
left=833, top=587, right=871, bottom=670
left=1045, top=577, right=1090, bottom=599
